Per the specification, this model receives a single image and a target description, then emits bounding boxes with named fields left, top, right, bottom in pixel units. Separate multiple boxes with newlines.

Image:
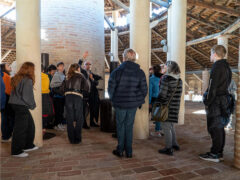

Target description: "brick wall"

left=41, top=0, right=105, bottom=97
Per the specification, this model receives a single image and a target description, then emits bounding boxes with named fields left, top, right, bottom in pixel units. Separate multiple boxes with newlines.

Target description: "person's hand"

left=83, top=51, right=89, bottom=59
left=89, top=74, right=94, bottom=80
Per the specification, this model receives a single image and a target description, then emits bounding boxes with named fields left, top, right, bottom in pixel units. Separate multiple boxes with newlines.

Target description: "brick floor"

left=1, top=102, right=240, bottom=180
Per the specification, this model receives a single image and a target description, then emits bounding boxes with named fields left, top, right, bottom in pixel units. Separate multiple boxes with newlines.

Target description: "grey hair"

left=123, top=48, right=136, bottom=62
left=166, top=61, right=181, bottom=75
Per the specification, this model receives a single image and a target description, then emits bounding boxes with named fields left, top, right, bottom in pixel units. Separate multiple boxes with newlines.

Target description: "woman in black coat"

left=157, top=61, right=183, bottom=156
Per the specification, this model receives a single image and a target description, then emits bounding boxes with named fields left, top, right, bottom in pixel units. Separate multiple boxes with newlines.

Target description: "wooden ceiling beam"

left=187, top=0, right=240, bottom=17
left=186, top=55, right=205, bottom=68
left=2, top=28, right=15, bottom=41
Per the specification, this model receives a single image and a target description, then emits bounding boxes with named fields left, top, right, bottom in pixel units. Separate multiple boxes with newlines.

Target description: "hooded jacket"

left=41, top=72, right=50, bottom=94
left=108, top=61, right=148, bottom=109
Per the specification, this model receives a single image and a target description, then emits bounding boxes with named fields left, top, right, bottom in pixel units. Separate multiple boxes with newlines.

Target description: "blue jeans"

left=115, top=107, right=137, bottom=154
left=154, top=121, right=161, bottom=132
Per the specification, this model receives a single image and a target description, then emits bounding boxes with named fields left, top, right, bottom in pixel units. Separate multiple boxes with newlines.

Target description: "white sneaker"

left=59, top=124, right=66, bottom=129
left=24, top=146, right=39, bottom=152
left=150, top=132, right=162, bottom=137
left=58, top=124, right=65, bottom=131
left=54, top=125, right=64, bottom=131
left=12, top=152, right=29, bottom=158
left=1, top=138, right=11, bottom=143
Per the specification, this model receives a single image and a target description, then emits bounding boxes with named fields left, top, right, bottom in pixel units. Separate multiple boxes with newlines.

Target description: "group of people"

left=0, top=51, right=102, bottom=157
left=108, top=46, right=235, bottom=163
left=0, top=45, right=235, bottom=162
left=108, top=48, right=182, bottom=158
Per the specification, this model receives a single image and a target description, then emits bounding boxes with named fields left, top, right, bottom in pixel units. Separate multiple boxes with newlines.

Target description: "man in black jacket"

left=108, top=48, right=148, bottom=158
left=200, top=45, right=232, bottom=163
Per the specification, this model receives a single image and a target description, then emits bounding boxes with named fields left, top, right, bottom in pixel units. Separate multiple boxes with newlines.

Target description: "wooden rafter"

left=187, top=0, right=240, bottom=17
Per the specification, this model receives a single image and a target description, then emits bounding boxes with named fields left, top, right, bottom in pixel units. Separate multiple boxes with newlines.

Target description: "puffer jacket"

left=64, top=72, right=89, bottom=98
left=108, top=61, right=148, bottom=109
left=157, top=74, right=183, bottom=123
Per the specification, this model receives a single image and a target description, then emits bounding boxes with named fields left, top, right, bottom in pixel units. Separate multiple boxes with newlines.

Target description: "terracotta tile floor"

left=1, top=102, right=240, bottom=180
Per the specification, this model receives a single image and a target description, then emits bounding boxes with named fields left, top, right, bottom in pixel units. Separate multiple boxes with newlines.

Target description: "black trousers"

left=11, top=104, right=35, bottom=155
left=83, top=99, right=88, bottom=127
left=1, top=95, right=14, bottom=140
left=65, top=95, right=84, bottom=143
left=89, top=101, right=99, bottom=125
left=209, top=127, right=225, bottom=154
left=53, top=97, right=65, bottom=126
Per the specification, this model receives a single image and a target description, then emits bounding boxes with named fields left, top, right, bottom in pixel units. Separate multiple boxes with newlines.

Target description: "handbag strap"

left=167, top=79, right=180, bottom=107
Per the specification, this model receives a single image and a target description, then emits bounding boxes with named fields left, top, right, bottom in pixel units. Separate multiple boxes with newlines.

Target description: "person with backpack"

left=50, top=62, right=65, bottom=131
left=157, top=61, right=182, bottom=156
left=108, top=48, right=148, bottom=158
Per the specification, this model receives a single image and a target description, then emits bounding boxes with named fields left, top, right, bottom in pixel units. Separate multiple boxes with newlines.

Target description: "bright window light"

left=0, top=4, right=16, bottom=21
left=192, top=110, right=206, bottom=115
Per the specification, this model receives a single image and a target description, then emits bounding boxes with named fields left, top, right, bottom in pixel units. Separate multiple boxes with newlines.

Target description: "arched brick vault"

left=1, top=0, right=239, bottom=72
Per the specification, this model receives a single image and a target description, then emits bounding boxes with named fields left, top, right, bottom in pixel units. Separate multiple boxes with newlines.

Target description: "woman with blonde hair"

left=63, top=63, right=89, bottom=144
left=9, top=62, right=38, bottom=158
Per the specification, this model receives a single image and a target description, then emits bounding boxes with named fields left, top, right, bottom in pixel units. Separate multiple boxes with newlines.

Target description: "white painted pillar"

left=202, top=69, right=209, bottom=94
left=218, top=35, right=228, bottom=58
left=130, top=0, right=150, bottom=139
left=0, top=19, right=1, bottom=63
left=111, top=10, right=119, bottom=62
left=149, top=2, right=152, bottom=67
left=16, top=0, right=42, bottom=147
left=234, top=31, right=240, bottom=169
left=169, top=0, right=187, bottom=124
left=167, top=5, right=172, bottom=61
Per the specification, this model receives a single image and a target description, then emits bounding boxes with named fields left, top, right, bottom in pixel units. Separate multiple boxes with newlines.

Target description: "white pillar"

left=111, top=10, right=119, bottom=62
left=169, top=0, right=187, bottom=125
left=0, top=19, right=1, bottom=63
left=167, top=5, right=172, bottom=61
left=149, top=2, right=152, bottom=67
left=16, top=0, right=42, bottom=147
left=234, top=31, right=240, bottom=169
left=202, top=69, right=209, bottom=94
left=218, top=35, right=228, bottom=58
left=130, top=0, right=150, bottom=139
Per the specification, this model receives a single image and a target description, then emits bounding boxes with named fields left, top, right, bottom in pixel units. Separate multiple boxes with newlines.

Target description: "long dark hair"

left=67, top=63, right=80, bottom=80
left=0, top=63, right=10, bottom=75
left=11, top=62, right=35, bottom=91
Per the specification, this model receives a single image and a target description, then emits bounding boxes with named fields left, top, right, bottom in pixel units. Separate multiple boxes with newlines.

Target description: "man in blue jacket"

left=108, top=48, right=148, bottom=158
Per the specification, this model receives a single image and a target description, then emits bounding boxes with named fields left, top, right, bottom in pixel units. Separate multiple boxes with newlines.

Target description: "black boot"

left=158, top=148, right=173, bottom=156
left=172, top=145, right=180, bottom=151
left=112, top=150, right=123, bottom=158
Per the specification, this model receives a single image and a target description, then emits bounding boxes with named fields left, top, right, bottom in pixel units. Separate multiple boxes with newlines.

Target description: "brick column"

left=16, top=0, right=42, bottom=147
left=234, top=35, right=240, bottom=169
